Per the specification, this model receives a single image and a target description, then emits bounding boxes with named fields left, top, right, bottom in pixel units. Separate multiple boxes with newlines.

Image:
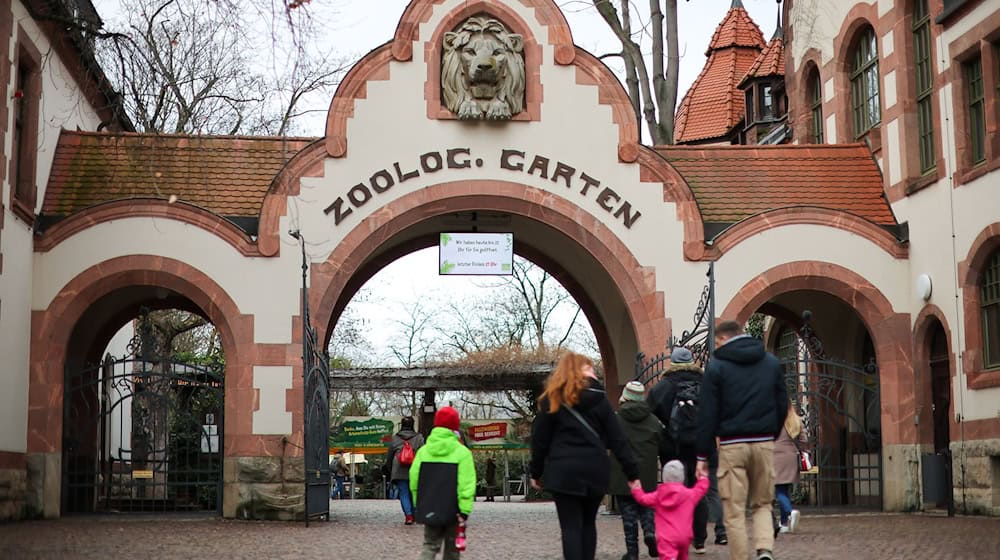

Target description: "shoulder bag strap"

left=565, top=406, right=603, bottom=446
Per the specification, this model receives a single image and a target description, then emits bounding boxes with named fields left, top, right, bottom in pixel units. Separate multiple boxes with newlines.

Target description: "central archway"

left=309, top=180, right=668, bottom=398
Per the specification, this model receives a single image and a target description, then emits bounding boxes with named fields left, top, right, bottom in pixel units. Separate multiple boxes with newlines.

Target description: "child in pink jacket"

left=630, top=460, right=710, bottom=560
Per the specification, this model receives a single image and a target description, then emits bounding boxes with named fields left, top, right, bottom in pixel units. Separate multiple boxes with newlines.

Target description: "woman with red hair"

left=530, top=352, right=640, bottom=560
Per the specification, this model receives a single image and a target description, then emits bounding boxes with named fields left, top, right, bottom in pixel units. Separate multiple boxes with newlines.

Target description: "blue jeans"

left=395, top=479, right=414, bottom=515
left=332, top=475, right=346, bottom=499
left=775, top=483, right=793, bottom=524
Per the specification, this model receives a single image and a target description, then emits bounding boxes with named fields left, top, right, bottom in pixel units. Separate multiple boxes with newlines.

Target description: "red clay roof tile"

left=654, top=143, right=897, bottom=226
left=674, top=6, right=765, bottom=144
left=741, top=34, right=784, bottom=86
left=43, top=131, right=316, bottom=217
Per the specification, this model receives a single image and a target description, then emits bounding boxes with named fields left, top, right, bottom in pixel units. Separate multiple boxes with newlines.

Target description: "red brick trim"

left=423, top=2, right=542, bottom=122
left=576, top=48, right=642, bottom=163
left=912, top=304, right=955, bottom=448
left=788, top=50, right=823, bottom=145
left=9, top=24, right=41, bottom=225
left=392, top=0, right=575, bottom=66
left=324, top=45, right=394, bottom=158
left=34, top=199, right=262, bottom=256
left=958, top=222, right=1000, bottom=389
left=635, top=147, right=705, bottom=259
left=720, top=260, right=916, bottom=445
left=27, top=256, right=262, bottom=458
left=0, top=3, right=11, bottom=206
left=309, top=180, right=669, bottom=388
left=707, top=207, right=908, bottom=260
left=259, top=141, right=328, bottom=257
left=0, top=450, right=26, bottom=469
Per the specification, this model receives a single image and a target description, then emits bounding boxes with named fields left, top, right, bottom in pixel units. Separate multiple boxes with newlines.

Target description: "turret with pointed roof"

left=672, top=0, right=765, bottom=145
left=739, top=5, right=789, bottom=145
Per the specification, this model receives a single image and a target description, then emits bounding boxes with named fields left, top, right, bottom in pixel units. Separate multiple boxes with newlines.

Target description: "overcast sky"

left=90, top=0, right=779, bottom=364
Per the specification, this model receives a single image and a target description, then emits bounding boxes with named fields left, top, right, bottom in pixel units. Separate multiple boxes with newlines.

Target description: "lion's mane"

left=442, top=16, right=525, bottom=119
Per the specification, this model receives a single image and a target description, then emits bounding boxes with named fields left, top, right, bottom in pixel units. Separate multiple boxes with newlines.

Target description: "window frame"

left=809, top=70, right=824, bottom=143
left=964, top=55, right=986, bottom=165
left=9, top=29, right=42, bottom=225
left=982, top=250, right=1000, bottom=369
left=850, top=27, right=881, bottom=137
left=912, top=0, right=936, bottom=174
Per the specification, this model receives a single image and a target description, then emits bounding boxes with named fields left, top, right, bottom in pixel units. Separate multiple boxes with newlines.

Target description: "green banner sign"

left=330, top=416, right=395, bottom=451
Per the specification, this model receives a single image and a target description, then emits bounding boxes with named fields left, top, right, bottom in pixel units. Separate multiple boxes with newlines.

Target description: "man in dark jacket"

left=647, top=346, right=712, bottom=553
left=695, top=321, right=788, bottom=560
left=610, top=381, right=666, bottom=560
left=387, top=416, right=425, bottom=525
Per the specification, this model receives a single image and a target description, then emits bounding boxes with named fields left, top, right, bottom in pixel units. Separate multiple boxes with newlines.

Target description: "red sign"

left=469, top=422, right=507, bottom=442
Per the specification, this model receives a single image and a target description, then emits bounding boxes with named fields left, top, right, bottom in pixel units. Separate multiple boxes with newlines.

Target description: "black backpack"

left=668, top=379, right=701, bottom=446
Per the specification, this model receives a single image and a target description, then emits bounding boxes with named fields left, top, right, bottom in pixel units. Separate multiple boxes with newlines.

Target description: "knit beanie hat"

left=670, top=347, right=694, bottom=364
left=662, top=460, right=685, bottom=483
left=434, top=406, right=461, bottom=431
left=401, top=416, right=415, bottom=429
left=619, top=381, right=646, bottom=403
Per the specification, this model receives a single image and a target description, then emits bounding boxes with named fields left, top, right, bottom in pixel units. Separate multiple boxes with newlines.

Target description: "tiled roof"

left=673, top=47, right=762, bottom=143
left=741, top=32, right=784, bottom=86
left=43, top=131, right=316, bottom=217
left=674, top=5, right=765, bottom=144
left=706, top=3, right=765, bottom=54
left=654, top=144, right=897, bottom=226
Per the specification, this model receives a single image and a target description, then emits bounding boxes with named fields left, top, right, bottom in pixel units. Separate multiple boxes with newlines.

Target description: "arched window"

left=850, top=26, right=881, bottom=137
left=809, top=68, right=824, bottom=143
left=982, top=250, right=1000, bottom=368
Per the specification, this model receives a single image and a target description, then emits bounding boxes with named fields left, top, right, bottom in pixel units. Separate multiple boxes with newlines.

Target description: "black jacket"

left=530, top=379, right=640, bottom=497
left=695, top=336, right=788, bottom=460
left=647, top=363, right=704, bottom=456
left=608, top=400, right=666, bottom=495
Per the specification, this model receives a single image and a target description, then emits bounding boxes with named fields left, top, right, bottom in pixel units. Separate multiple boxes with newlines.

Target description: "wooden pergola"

left=328, top=363, right=553, bottom=391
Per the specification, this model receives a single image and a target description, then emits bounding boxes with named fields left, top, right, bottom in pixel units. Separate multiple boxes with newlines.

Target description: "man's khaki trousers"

left=718, top=441, right=775, bottom=560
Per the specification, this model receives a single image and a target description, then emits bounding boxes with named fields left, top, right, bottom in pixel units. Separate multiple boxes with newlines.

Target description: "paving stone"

left=1, top=499, right=999, bottom=560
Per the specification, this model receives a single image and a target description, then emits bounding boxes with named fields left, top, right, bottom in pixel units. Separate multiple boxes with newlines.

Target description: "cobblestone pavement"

left=2, top=499, right=999, bottom=560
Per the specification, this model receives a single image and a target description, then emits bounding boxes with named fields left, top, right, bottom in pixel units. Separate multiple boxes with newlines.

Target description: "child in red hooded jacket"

left=630, top=460, right=710, bottom=560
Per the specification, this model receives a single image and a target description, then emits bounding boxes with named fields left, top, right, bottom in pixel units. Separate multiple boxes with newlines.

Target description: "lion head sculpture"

left=442, top=16, right=525, bottom=120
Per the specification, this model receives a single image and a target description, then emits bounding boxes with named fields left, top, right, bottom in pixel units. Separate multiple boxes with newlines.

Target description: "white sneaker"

left=789, top=509, right=801, bottom=532
left=778, top=524, right=790, bottom=533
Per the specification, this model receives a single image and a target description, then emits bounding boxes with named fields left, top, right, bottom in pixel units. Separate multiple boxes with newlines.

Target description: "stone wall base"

left=0, top=467, right=30, bottom=520
left=883, top=443, right=923, bottom=512
left=26, top=453, right=60, bottom=519
left=223, top=456, right=305, bottom=520
left=952, top=439, right=1000, bottom=516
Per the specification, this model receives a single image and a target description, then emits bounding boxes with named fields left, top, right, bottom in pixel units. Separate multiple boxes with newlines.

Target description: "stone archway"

left=309, top=180, right=669, bottom=400
left=721, top=260, right=916, bottom=511
left=27, top=256, right=251, bottom=518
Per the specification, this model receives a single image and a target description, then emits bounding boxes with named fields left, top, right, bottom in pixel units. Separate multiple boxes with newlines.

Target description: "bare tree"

left=388, top=300, right=439, bottom=368
left=95, top=0, right=349, bottom=135
left=590, top=0, right=679, bottom=144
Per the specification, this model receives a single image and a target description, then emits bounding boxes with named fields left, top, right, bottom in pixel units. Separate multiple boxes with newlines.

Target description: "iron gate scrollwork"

left=779, top=315, right=882, bottom=509
left=62, top=332, right=224, bottom=514
left=293, top=230, right=330, bottom=524
left=635, top=263, right=715, bottom=384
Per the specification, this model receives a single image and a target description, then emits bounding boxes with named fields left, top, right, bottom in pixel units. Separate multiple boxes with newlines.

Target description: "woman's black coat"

left=530, top=379, right=640, bottom=497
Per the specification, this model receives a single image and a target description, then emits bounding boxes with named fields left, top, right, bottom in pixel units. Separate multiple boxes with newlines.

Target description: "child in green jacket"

left=409, top=406, right=476, bottom=559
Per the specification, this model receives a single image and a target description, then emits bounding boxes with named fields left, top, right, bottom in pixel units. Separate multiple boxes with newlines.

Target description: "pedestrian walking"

left=647, top=347, right=710, bottom=554
left=387, top=416, right=425, bottom=525
left=484, top=457, right=497, bottom=502
left=610, top=381, right=666, bottom=560
left=774, top=403, right=807, bottom=533
left=705, top=452, right=728, bottom=545
left=410, top=406, right=476, bottom=560
left=630, top=460, right=710, bottom=560
left=530, top=351, right=641, bottom=560
left=330, top=451, right=348, bottom=500
left=695, top=321, right=788, bottom=560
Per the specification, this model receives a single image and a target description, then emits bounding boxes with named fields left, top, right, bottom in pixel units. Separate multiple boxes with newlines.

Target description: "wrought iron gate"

left=779, top=320, right=882, bottom=509
left=303, top=321, right=331, bottom=523
left=293, top=230, right=330, bottom=524
left=62, top=351, right=224, bottom=514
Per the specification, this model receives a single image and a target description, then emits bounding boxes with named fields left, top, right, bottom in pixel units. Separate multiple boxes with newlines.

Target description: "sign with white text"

left=439, top=233, right=513, bottom=275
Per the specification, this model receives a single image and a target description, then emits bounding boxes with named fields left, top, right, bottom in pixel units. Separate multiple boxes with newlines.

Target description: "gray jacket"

left=386, top=429, right=424, bottom=481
